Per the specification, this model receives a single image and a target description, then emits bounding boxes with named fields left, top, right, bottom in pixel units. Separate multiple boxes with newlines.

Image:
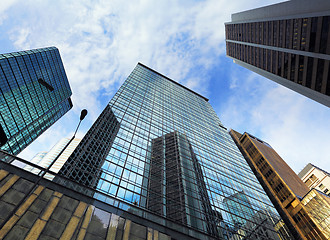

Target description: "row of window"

left=226, top=16, right=330, bottom=54
left=227, top=42, right=330, bottom=95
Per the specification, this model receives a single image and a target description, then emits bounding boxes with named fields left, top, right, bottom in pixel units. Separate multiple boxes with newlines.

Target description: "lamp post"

left=0, top=109, right=88, bottom=230
left=42, top=109, right=88, bottom=177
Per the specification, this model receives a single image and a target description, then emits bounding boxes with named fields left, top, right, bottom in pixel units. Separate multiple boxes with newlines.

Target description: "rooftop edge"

left=137, top=62, right=209, bottom=102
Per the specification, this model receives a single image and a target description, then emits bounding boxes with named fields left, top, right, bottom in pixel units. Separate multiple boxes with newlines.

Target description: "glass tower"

left=59, top=63, right=288, bottom=239
left=0, top=47, right=73, bottom=156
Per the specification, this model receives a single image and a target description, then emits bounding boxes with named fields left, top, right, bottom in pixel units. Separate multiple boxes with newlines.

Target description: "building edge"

left=137, top=62, right=209, bottom=102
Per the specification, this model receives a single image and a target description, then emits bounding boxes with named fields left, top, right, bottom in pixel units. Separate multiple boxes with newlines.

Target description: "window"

left=304, top=174, right=317, bottom=187
left=319, top=183, right=325, bottom=190
left=324, top=188, right=329, bottom=194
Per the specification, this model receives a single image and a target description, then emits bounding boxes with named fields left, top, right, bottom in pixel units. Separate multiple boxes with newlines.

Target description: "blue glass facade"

left=0, top=47, right=72, bottom=156
left=60, top=63, right=288, bottom=239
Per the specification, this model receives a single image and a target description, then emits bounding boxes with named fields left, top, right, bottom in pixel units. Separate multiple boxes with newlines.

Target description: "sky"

left=0, top=0, right=329, bottom=174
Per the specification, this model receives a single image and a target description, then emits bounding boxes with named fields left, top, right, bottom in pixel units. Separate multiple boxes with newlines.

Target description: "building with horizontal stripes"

left=225, top=0, right=330, bottom=107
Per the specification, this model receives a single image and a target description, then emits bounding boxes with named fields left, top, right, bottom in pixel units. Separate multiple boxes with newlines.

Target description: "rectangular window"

left=286, top=19, right=292, bottom=49
left=309, top=17, right=318, bottom=52
left=320, top=16, right=330, bottom=54
left=306, top=57, right=314, bottom=88
left=284, top=53, right=289, bottom=79
left=315, top=59, right=325, bottom=92
left=301, top=18, right=309, bottom=51
left=290, top=54, right=297, bottom=82
left=273, top=21, right=278, bottom=47
left=298, top=55, right=304, bottom=85
left=292, top=19, right=299, bottom=50
left=279, top=20, right=284, bottom=48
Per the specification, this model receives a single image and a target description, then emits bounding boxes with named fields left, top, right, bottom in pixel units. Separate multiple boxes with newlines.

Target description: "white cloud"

left=221, top=66, right=330, bottom=173
left=2, top=0, right=328, bottom=176
left=4, top=0, right=284, bottom=114
left=0, top=0, right=20, bottom=24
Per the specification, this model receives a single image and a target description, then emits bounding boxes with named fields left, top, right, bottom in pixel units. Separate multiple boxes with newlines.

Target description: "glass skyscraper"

left=59, top=63, right=289, bottom=239
left=0, top=47, right=73, bottom=156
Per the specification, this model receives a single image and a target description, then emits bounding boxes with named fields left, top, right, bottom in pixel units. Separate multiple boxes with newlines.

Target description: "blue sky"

left=1, top=0, right=329, bottom=173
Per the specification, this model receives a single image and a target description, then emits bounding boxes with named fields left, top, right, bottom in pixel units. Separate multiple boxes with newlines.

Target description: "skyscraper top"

left=225, top=0, right=330, bottom=107
left=137, top=62, right=209, bottom=102
left=230, top=0, right=330, bottom=23
left=0, top=46, right=72, bottom=155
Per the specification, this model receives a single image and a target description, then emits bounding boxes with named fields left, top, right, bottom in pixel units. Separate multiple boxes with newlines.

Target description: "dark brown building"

left=230, top=130, right=330, bottom=240
left=225, top=0, right=330, bottom=107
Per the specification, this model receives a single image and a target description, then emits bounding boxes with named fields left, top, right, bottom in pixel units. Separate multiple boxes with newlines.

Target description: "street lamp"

left=73, top=109, right=88, bottom=137
left=45, top=109, right=88, bottom=175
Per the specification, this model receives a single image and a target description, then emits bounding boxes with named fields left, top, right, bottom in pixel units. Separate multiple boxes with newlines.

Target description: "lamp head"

left=80, top=109, right=88, bottom=121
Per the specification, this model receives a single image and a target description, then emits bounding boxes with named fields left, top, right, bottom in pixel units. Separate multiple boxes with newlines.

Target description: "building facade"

left=298, top=163, right=330, bottom=196
left=0, top=164, right=172, bottom=240
left=58, top=63, right=289, bottom=239
left=24, top=137, right=81, bottom=180
left=0, top=47, right=73, bottom=156
left=225, top=0, right=330, bottom=107
left=230, top=130, right=330, bottom=240
left=58, top=105, right=120, bottom=189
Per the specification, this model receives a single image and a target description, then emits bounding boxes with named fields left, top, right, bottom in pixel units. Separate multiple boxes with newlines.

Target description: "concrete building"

left=225, top=0, right=330, bottom=107
left=298, top=163, right=330, bottom=196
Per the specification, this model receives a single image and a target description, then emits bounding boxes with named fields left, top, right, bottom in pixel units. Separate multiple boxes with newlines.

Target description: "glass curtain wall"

left=73, top=63, right=286, bottom=239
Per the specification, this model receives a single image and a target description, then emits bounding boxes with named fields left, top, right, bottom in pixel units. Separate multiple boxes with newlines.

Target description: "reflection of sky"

left=95, top=64, right=280, bottom=232
left=92, top=208, right=110, bottom=228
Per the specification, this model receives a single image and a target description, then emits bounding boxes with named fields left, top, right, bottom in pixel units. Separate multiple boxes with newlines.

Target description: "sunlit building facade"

left=59, top=63, right=289, bottom=239
left=0, top=47, right=73, bottom=156
left=230, top=130, right=330, bottom=239
left=299, top=163, right=330, bottom=196
left=225, top=0, right=330, bottom=107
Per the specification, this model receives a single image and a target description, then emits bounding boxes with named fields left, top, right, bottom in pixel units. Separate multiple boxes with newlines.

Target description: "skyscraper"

left=59, top=63, right=289, bottom=239
left=0, top=47, right=73, bottom=156
left=24, top=137, right=81, bottom=180
left=225, top=0, right=330, bottom=107
left=230, top=130, right=330, bottom=239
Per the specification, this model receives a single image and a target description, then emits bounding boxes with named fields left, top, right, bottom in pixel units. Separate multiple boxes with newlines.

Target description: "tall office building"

left=230, top=130, right=330, bottom=239
left=0, top=47, right=73, bottom=156
left=59, top=63, right=290, bottom=239
left=24, top=137, right=81, bottom=180
left=59, top=105, right=120, bottom=188
left=225, top=0, right=330, bottom=107
left=298, top=163, right=330, bottom=196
